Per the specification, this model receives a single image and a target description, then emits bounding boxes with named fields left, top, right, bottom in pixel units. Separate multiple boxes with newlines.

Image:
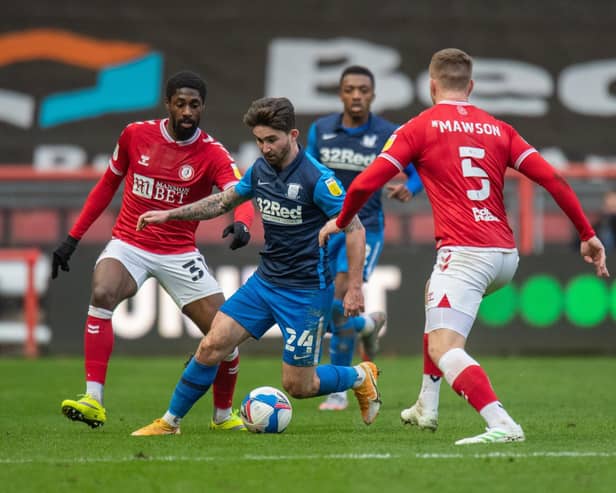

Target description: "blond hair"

left=429, top=48, right=473, bottom=91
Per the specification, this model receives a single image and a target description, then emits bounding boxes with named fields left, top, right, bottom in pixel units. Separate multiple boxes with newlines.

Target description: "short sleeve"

left=313, top=172, right=346, bottom=218
left=379, top=119, right=421, bottom=172
left=507, top=125, right=537, bottom=170
left=109, top=125, right=132, bottom=176
left=234, top=166, right=254, bottom=198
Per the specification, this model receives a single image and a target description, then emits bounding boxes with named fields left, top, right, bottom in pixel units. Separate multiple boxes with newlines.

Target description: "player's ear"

left=289, top=128, right=300, bottom=140
left=466, top=79, right=474, bottom=97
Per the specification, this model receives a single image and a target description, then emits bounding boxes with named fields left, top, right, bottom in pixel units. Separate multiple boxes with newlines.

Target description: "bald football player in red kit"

left=53, top=71, right=254, bottom=432
left=320, top=48, right=608, bottom=445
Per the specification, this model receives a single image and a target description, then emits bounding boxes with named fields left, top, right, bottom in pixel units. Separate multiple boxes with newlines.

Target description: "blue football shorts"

left=328, top=229, right=384, bottom=281
left=220, top=273, right=334, bottom=367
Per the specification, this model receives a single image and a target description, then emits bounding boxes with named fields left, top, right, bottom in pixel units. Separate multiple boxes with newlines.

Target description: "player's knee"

left=195, top=336, right=226, bottom=366
left=90, top=284, right=119, bottom=309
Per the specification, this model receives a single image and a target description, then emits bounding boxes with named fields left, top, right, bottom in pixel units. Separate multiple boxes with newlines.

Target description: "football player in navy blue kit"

left=131, top=97, right=382, bottom=435
left=306, top=66, right=422, bottom=411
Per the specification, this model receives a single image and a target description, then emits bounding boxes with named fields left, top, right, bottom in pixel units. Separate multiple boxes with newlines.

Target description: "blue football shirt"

left=235, top=148, right=345, bottom=289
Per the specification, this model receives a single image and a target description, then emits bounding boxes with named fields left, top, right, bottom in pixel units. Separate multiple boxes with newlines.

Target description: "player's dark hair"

left=339, top=65, right=375, bottom=88
left=166, top=71, right=207, bottom=102
left=243, top=97, right=296, bottom=132
left=429, top=48, right=473, bottom=91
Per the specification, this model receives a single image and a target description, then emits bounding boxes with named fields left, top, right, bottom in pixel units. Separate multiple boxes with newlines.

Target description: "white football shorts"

left=96, top=238, right=222, bottom=308
left=425, top=247, right=519, bottom=338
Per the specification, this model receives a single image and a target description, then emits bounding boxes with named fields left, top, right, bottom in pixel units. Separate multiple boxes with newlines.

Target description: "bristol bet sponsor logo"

left=319, top=147, right=376, bottom=171
left=132, top=173, right=189, bottom=204
left=256, top=197, right=302, bottom=225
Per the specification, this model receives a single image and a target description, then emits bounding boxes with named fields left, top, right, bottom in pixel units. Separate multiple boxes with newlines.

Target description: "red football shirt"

left=381, top=101, right=536, bottom=248
left=108, top=119, right=241, bottom=254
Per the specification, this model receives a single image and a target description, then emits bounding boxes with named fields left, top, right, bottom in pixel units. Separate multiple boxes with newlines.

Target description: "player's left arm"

left=517, top=151, right=609, bottom=277
left=312, top=170, right=366, bottom=315
left=136, top=186, right=249, bottom=230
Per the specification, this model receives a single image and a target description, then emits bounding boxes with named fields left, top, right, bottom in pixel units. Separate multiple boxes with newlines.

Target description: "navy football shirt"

left=306, top=113, right=422, bottom=231
left=235, top=148, right=345, bottom=289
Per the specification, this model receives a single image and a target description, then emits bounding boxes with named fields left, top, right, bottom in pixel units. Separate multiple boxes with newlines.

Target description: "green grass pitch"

left=1, top=355, right=615, bottom=492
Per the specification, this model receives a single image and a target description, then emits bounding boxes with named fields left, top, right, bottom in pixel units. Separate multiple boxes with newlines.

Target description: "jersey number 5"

left=460, top=146, right=489, bottom=201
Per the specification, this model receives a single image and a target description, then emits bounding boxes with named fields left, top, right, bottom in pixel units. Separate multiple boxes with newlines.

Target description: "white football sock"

left=86, top=381, right=103, bottom=405
left=480, top=401, right=518, bottom=430
left=418, top=374, right=441, bottom=414
left=163, top=411, right=181, bottom=428
left=213, top=407, right=232, bottom=424
left=352, top=364, right=367, bottom=388
left=360, top=314, right=376, bottom=335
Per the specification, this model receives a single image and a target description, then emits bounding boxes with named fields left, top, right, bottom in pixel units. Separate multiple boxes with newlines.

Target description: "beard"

left=263, top=140, right=291, bottom=168
left=172, top=117, right=199, bottom=141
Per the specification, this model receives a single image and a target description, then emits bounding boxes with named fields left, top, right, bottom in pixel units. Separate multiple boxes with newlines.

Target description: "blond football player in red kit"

left=320, top=48, right=608, bottom=445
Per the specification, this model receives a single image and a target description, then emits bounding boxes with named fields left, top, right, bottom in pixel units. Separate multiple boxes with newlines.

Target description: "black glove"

left=222, top=222, right=250, bottom=250
left=51, top=235, right=79, bottom=279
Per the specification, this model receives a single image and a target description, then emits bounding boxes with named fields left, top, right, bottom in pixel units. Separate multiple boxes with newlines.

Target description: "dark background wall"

left=1, top=1, right=615, bottom=355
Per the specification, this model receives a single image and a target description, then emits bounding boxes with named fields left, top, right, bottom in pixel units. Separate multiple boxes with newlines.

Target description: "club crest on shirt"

left=325, top=177, right=342, bottom=197
left=361, top=134, right=378, bottom=148
left=179, top=164, right=194, bottom=181
left=382, top=134, right=397, bottom=152
left=286, top=183, right=302, bottom=200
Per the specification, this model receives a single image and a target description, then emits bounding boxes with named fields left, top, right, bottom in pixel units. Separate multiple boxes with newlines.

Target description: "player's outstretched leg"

left=132, top=356, right=218, bottom=436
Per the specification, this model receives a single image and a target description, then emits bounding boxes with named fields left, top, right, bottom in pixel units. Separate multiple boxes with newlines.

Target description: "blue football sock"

left=316, top=364, right=358, bottom=395
left=330, top=332, right=356, bottom=366
left=168, top=357, right=218, bottom=418
left=330, top=299, right=367, bottom=366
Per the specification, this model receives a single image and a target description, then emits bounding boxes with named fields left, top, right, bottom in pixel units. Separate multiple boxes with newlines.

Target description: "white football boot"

left=400, top=400, right=438, bottom=431
left=454, top=424, right=525, bottom=445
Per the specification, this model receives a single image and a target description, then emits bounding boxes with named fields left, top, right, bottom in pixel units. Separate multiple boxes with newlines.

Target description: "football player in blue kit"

left=306, top=65, right=422, bottom=411
left=131, top=97, right=382, bottom=435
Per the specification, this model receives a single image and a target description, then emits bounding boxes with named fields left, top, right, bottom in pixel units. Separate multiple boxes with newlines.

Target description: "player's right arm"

left=137, top=185, right=249, bottom=230
left=51, top=129, right=128, bottom=279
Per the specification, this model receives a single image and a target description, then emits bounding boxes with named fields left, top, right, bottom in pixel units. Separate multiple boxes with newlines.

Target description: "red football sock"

left=84, top=314, right=114, bottom=384
left=213, top=350, right=239, bottom=409
left=423, top=333, right=443, bottom=377
left=451, top=365, right=498, bottom=412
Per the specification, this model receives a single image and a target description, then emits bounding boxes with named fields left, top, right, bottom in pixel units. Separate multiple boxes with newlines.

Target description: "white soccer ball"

left=240, top=386, right=293, bottom=433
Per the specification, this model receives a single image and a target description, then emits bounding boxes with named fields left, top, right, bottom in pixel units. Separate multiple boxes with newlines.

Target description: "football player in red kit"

left=320, top=48, right=608, bottom=445
left=53, top=71, right=254, bottom=431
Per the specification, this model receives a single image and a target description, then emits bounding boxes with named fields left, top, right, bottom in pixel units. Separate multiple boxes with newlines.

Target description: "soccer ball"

left=240, top=386, right=293, bottom=433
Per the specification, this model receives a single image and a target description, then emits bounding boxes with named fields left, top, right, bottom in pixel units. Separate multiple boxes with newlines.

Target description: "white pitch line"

left=1, top=451, right=615, bottom=465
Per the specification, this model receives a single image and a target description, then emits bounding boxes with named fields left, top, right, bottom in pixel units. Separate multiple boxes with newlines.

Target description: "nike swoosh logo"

left=293, top=354, right=312, bottom=360
left=258, top=179, right=270, bottom=185
left=322, top=133, right=337, bottom=140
